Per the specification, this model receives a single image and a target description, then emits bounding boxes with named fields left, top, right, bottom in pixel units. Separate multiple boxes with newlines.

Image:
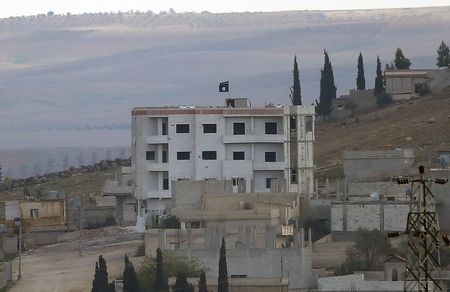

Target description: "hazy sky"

left=2, top=0, right=450, bottom=18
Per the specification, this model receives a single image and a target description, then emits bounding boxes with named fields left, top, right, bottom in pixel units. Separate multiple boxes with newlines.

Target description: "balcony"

left=223, top=134, right=284, bottom=144
left=146, top=135, right=169, bottom=144
left=253, top=161, right=285, bottom=171
left=278, top=225, right=294, bottom=236
left=146, top=190, right=171, bottom=199
left=146, top=162, right=169, bottom=172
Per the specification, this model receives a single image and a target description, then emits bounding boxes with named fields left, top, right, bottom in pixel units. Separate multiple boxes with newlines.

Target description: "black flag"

left=219, top=81, right=229, bottom=92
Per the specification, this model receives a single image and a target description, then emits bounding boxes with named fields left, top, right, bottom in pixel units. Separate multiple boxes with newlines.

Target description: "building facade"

left=131, top=98, right=315, bottom=217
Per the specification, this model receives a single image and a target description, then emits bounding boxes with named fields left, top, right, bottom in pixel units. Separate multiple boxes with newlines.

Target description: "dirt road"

left=9, top=239, right=144, bottom=292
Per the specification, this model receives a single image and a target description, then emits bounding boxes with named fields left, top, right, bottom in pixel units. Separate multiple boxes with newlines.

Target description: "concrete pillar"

left=300, top=227, right=305, bottom=248
left=325, top=178, right=330, bottom=198
left=336, top=178, right=340, bottom=200
left=315, top=178, right=319, bottom=199
left=308, top=228, right=312, bottom=247
left=344, top=178, right=348, bottom=199
left=158, top=229, right=166, bottom=250
left=265, top=226, right=276, bottom=248
left=237, top=225, right=244, bottom=246
left=249, top=226, right=256, bottom=248
left=186, top=228, right=192, bottom=250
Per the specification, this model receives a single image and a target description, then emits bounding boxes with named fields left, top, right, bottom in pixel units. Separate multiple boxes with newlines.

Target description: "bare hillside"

left=315, top=93, right=450, bottom=178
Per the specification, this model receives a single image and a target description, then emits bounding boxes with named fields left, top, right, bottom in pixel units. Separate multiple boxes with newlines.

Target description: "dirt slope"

left=315, top=95, right=450, bottom=178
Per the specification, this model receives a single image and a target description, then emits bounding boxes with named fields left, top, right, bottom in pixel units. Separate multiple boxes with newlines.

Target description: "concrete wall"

left=343, top=150, right=415, bottom=182
left=144, top=227, right=313, bottom=290
left=331, top=202, right=409, bottom=232
left=348, top=182, right=408, bottom=198
left=0, top=262, right=11, bottom=290
left=168, top=277, right=289, bottom=292
left=82, top=206, right=116, bottom=229
left=172, top=180, right=233, bottom=210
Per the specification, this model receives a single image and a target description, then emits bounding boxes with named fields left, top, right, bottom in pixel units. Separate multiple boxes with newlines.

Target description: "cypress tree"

left=394, top=48, right=411, bottom=69
left=316, top=50, right=336, bottom=118
left=0, top=164, right=3, bottom=182
left=198, top=271, right=208, bottom=292
left=123, top=255, right=140, bottom=292
left=155, top=248, right=167, bottom=290
left=218, top=237, right=228, bottom=292
left=436, top=40, right=450, bottom=68
left=290, top=56, right=302, bottom=105
left=356, top=52, right=366, bottom=90
left=92, top=255, right=111, bottom=292
left=173, top=274, right=194, bottom=292
left=374, top=56, right=384, bottom=95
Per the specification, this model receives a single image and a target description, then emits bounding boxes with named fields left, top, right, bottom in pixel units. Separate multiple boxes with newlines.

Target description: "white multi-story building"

left=131, top=98, right=315, bottom=217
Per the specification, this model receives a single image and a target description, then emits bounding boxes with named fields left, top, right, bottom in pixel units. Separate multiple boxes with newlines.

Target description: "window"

left=162, top=123, right=167, bottom=135
left=291, top=169, right=297, bottom=183
left=203, top=124, right=217, bottom=133
left=305, top=116, right=313, bottom=132
left=233, top=123, right=245, bottom=135
left=162, top=150, right=168, bottom=163
left=265, top=152, right=276, bottom=162
left=202, top=151, right=217, bottom=160
left=266, top=178, right=276, bottom=189
left=265, top=122, right=277, bottom=134
left=127, top=180, right=133, bottom=187
left=163, top=178, right=169, bottom=190
left=176, top=124, right=190, bottom=133
left=146, top=151, right=155, bottom=160
left=177, top=152, right=190, bottom=160
left=30, top=208, right=39, bottom=218
left=233, top=151, right=245, bottom=160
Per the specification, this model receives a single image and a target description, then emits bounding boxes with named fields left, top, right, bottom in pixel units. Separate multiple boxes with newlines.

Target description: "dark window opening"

left=163, top=178, right=169, bottom=190
left=266, top=178, right=276, bottom=189
left=291, top=169, right=297, bottom=183
left=265, top=122, right=277, bottom=134
left=203, top=124, right=217, bottom=133
left=233, top=151, right=245, bottom=160
left=30, top=208, right=39, bottom=218
left=162, top=150, right=168, bottom=163
left=290, top=116, right=296, bottom=129
left=226, top=99, right=235, bottom=108
left=176, top=124, right=190, bottom=133
left=146, top=151, right=155, bottom=160
left=265, top=152, right=276, bottom=162
left=305, top=116, right=313, bottom=132
left=233, top=123, right=245, bottom=135
left=202, top=151, right=217, bottom=160
left=162, top=123, right=168, bottom=135
left=177, top=152, right=190, bottom=160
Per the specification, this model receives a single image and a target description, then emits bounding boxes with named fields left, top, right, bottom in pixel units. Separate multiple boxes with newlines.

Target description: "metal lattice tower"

left=397, top=166, right=448, bottom=292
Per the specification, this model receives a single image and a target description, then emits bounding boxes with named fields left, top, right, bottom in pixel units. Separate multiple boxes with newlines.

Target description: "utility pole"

left=394, top=166, right=448, bottom=292
left=18, top=215, right=22, bottom=280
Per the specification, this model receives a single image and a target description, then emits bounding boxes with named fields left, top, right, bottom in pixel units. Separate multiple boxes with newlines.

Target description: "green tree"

left=155, top=248, right=167, bottom=291
left=92, top=255, right=113, bottom=292
left=436, top=40, right=450, bottom=68
left=337, top=229, right=393, bottom=275
left=356, top=52, right=365, bottom=90
left=218, top=237, right=228, bottom=292
left=394, top=48, right=411, bottom=69
left=138, top=250, right=204, bottom=291
left=0, top=164, right=2, bottom=182
left=290, top=56, right=302, bottom=105
left=173, top=274, right=194, bottom=292
left=374, top=56, right=384, bottom=94
left=316, top=50, right=336, bottom=118
left=376, top=92, right=393, bottom=107
left=123, top=255, right=140, bottom=292
left=198, top=271, right=208, bottom=292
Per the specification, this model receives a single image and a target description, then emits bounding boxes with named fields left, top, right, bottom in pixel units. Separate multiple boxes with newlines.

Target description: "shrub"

left=376, top=92, right=393, bottom=107
left=138, top=250, right=204, bottom=291
left=415, top=82, right=431, bottom=96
